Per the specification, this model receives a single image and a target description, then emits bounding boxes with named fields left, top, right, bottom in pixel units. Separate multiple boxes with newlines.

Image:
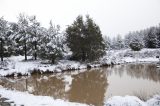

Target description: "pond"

left=0, top=63, right=160, bottom=106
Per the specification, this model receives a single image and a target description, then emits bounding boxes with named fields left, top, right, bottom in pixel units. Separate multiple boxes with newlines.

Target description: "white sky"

left=0, top=0, right=160, bottom=37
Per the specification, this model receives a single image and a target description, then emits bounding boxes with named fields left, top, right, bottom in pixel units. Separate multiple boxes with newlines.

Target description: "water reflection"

left=115, top=64, right=160, bottom=82
left=68, top=70, right=108, bottom=105
left=0, top=69, right=108, bottom=106
left=0, top=75, right=66, bottom=99
left=0, top=64, right=160, bottom=106
left=105, top=63, right=160, bottom=99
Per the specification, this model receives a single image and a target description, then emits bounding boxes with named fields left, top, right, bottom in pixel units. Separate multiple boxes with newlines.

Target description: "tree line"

left=104, top=24, right=160, bottom=50
left=1, top=13, right=160, bottom=63
left=0, top=14, right=64, bottom=63
left=0, top=14, right=105, bottom=63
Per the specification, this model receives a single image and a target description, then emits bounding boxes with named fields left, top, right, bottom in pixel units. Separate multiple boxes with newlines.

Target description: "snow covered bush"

left=129, top=41, right=143, bottom=51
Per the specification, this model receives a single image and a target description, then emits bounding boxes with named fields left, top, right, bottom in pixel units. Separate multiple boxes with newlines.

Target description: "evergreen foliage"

left=129, top=41, right=143, bottom=51
left=66, top=15, right=105, bottom=62
left=39, top=21, right=64, bottom=63
left=0, top=17, right=8, bottom=61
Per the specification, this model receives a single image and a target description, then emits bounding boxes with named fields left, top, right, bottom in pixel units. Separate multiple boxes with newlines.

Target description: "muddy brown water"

left=0, top=63, right=160, bottom=106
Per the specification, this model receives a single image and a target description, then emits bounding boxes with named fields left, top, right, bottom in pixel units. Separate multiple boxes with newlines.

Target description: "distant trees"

left=111, top=35, right=124, bottom=50
left=157, top=26, right=160, bottom=48
left=144, top=27, right=158, bottom=48
left=105, top=24, right=160, bottom=50
left=66, top=15, right=105, bottom=62
left=104, top=36, right=111, bottom=50
left=104, top=35, right=125, bottom=50
left=115, top=35, right=124, bottom=49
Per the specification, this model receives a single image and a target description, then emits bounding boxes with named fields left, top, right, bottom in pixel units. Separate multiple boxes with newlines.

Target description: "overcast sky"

left=0, top=0, right=160, bottom=37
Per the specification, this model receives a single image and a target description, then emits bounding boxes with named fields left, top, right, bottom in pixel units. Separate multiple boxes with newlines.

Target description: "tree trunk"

left=52, top=59, right=55, bottom=64
left=82, top=50, right=86, bottom=61
left=34, top=41, right=37, bottom=60
left=0, top=39, right=3, bottom=62
left=24, top=40, right=27, bottom=61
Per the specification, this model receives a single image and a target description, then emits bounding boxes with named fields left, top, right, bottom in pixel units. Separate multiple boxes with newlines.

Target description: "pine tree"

left=124, top=31, right=144, bottom=49
left=16, top=13, right=31, bottom=60
left=66, top=15, right=105, bottom=62
left=85, top=15, right=105, bottom=61
left=66, top=15, right=85, bottom=61
left=111, top=35, right=124, bottom=50
left=144, top=27, right=158, bottom=48
left=39, top=21, right=63, bottom=63
left=155, top=25, right=160, bottom=48
left=110, top=37, right=117, bottom=50
left=104, top=36, right=111, bottom=50
left=0, top=17, right=8, bottom=61
left=9, top=22, right=23, bottom=55
left=28, top=15, right=41, bottom=60
left=116, top=35, right=124, bottom=49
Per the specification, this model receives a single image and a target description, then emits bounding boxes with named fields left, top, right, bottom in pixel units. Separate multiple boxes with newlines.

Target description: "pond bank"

left=0, top=49, right=160, bottom=77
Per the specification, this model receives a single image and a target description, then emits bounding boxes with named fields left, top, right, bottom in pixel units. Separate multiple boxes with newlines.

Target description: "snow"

left=105, top=95, right=160, bottom=106
left=147, top=95, right=160, bottom=106
left=101, top=49, right=160, bottom=65
left=0, top=87, right=88, bottom=106
left=0, top=49, right=160, bottom=77
left=105, top=96, right=145, bottom=106
left=0, top=86, right=160, bottom=106
left=63, top=75, right=73, bottom=92
left=0, top=56, right=87, bottom=77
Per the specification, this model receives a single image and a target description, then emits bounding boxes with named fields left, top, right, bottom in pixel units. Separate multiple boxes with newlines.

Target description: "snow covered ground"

left=0, top=56, right=87, bottom=76
left=105, top=95, right=160, bottom=106
left=101, top=48, right=160, bottom=65
left=0, top=48, right=160, bottom=77
left=0, top=86, right=160, bottom=106
left=0, top=87, right=88, bottom=106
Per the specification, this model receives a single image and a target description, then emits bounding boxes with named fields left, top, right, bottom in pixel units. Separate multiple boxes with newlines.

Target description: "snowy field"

left=0, top=49, right=160, bottom=77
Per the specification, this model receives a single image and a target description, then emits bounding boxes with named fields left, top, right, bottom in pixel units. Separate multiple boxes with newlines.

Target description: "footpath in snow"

left=0, top=49, right=160, bottom=77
